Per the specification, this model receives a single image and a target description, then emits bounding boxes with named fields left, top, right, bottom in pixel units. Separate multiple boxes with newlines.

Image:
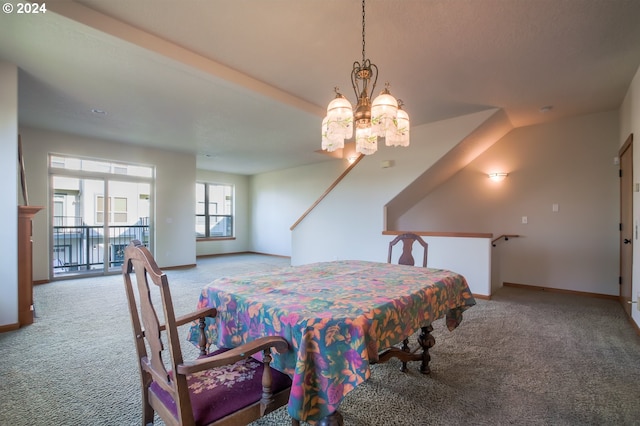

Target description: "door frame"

left=619, top=133, right=633, bottom=316
left=49, top=167, right=154, bottom=280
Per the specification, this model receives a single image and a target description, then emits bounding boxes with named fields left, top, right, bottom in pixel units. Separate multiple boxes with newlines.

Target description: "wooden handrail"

left=491, top=234, right=520, bottom=246
left=383, top=230, right=493, bottom=239
left=290, top=154, right=364, bottom=230
left=383, top=231, right=519, bottom=245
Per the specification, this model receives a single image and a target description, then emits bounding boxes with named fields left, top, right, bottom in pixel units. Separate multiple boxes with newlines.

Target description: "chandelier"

left=321, top=0, right=410, bottom=156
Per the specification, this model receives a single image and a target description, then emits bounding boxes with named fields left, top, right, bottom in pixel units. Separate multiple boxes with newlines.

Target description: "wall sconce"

left=347, top=156, right=358, bottom=164
left=488, top=172, right=508, bottom=182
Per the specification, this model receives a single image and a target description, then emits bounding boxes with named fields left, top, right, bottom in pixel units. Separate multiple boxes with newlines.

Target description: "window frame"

left=196, top=182, right=235, bottom=240
left=95, top=195, right=129, bottom=224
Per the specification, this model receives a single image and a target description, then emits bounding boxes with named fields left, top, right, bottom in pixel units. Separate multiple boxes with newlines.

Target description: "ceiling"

left=1, top=0, right=640, bottom=175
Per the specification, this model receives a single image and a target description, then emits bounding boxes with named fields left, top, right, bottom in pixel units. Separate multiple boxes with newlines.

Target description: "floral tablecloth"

left=186, top=260, right=475, bottom=422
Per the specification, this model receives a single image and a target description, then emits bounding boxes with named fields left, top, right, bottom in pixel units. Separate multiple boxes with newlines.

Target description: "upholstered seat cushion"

left=149, top=348, right=292, bottom=425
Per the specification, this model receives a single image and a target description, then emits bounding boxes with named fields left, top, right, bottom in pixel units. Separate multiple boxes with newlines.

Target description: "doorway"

left=619, top=134, right=633, bottom=316
left=50, top=155, right=153, bottom=278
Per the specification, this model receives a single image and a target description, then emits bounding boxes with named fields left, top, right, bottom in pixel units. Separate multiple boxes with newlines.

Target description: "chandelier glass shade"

left=321, top=0, right=410, bottom=156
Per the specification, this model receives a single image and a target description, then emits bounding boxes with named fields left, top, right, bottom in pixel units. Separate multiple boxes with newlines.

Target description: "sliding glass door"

left=106, top=180, right=151, bottom=272
left=50, top=156, right=153, bottom=278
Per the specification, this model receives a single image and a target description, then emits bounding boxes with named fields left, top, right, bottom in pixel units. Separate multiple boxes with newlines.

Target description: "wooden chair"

left=385, top=233, right=432, bottom=373
left=387, top=233, right=428, bottom=267
left=122, top=240, right=293, bottom=426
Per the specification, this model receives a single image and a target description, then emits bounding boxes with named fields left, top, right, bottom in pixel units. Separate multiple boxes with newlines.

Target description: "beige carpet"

left=1, top=253, right=639, bottom=426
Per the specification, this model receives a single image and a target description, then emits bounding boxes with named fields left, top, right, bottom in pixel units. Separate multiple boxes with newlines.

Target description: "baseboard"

left=0, top=323, right=20, bottom=333
left=197, top=251, right=291, bottom=260
left=196, top=251, right=252, bottom=259
left=162, top=263, right=197, bottom=270
left=472, top=294, right=491, bottom=300
left=503, top=282, right=619, bottom=301
left=249, top=251, right=291, bottom=259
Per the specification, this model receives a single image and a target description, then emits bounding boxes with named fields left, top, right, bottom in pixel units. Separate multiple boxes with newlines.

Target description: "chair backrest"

left=387, top=233, right=428, bottom=267
left=122, top=239, right=196, bottom=424
left=123, top=240, right=293, bottom=426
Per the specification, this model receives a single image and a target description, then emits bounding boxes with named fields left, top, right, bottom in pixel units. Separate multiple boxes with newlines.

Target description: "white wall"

left=421, top=236, right=492, bottom=296
left=195, top=169, right=251, bottom=256
left=620, top=64, right=640, bottom=327
left=283, top=110, right=499, bottom=296
left=20, top=127, right=196, bottom=280
left=0, top=62, right=19, bottom=327
left=250, top=160, right=348, bottom=257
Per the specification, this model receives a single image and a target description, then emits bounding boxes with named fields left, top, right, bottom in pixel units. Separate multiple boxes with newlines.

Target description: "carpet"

left=1, top=254, right=639, bottom=426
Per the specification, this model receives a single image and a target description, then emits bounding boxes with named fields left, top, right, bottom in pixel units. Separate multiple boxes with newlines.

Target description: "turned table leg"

left=417, top=325, right=435, bottom=374
left=317, top=410, right=344, bottom=426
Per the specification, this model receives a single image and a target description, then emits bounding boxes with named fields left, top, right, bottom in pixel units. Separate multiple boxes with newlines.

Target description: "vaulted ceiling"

left=1, top=0, right=640, bottom=175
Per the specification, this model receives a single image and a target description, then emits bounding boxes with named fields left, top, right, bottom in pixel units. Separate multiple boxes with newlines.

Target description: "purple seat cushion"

left=149, top=348, right=291, bottom=425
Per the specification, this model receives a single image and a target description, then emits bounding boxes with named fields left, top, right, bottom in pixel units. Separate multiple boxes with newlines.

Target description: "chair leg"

left=138, top=372, right=156, bottom=426
left=142, top=402, right=154, bottom=426
left=141, top=384, right=154, bottom=425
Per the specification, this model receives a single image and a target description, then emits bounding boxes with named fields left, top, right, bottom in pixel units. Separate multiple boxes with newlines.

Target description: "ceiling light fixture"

left=321, top=0, right=409, bottom=156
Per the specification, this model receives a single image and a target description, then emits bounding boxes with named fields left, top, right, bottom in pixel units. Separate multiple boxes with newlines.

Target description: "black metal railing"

left=53, top=217, right=149, bottom=275
left=491, top=234, right=520, bottom=247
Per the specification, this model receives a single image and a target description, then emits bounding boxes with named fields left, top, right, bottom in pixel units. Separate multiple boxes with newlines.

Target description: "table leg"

left=317, top=410, right=344, bottom=426
left=417, top=324, right=435, bottom=374
left=376, top=324, right=437, bottom=373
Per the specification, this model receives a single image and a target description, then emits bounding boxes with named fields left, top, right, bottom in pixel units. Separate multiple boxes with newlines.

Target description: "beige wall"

left=398, top=111, right=620, bottom=295
left=20, top=127, right=197, bottom=281
left=195, top=169, right=251, bottom=256
left=0, top=62, right=19, bottom=326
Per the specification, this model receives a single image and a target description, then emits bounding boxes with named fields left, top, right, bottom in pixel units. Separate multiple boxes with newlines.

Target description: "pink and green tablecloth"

left=187, top=260, right=475, bottom=422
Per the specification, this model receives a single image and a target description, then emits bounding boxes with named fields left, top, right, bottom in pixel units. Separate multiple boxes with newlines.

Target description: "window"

left=96, top=196, right=128, bottom=224
left=196, top=182, right=233, bottom=238
left=113, top=197, right=128, bottom=222
left=50, top=155, right=153, bottom=178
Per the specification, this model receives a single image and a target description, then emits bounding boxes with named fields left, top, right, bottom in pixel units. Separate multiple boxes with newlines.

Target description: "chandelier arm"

left=351, top=61, right=362, bottom=101
left=369, top=62, right=378, bottom=99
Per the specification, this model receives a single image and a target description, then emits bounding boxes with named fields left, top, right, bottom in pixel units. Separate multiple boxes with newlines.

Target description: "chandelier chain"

left=361, top=0, right=366, bottom=64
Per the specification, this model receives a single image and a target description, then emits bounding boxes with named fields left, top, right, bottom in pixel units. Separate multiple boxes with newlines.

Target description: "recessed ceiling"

left=1, top=0, right=639, bottom=174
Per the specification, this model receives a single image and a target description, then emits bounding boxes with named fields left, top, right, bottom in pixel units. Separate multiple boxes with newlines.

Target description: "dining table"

left=186, top=260, right=476, bottom=424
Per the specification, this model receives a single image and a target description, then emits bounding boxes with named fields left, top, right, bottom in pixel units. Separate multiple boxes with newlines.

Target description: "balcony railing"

left=53, top=216, right=149, bottom=275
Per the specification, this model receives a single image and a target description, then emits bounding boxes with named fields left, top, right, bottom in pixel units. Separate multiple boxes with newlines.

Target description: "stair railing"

left=491, top=234, right=519, bottom=247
